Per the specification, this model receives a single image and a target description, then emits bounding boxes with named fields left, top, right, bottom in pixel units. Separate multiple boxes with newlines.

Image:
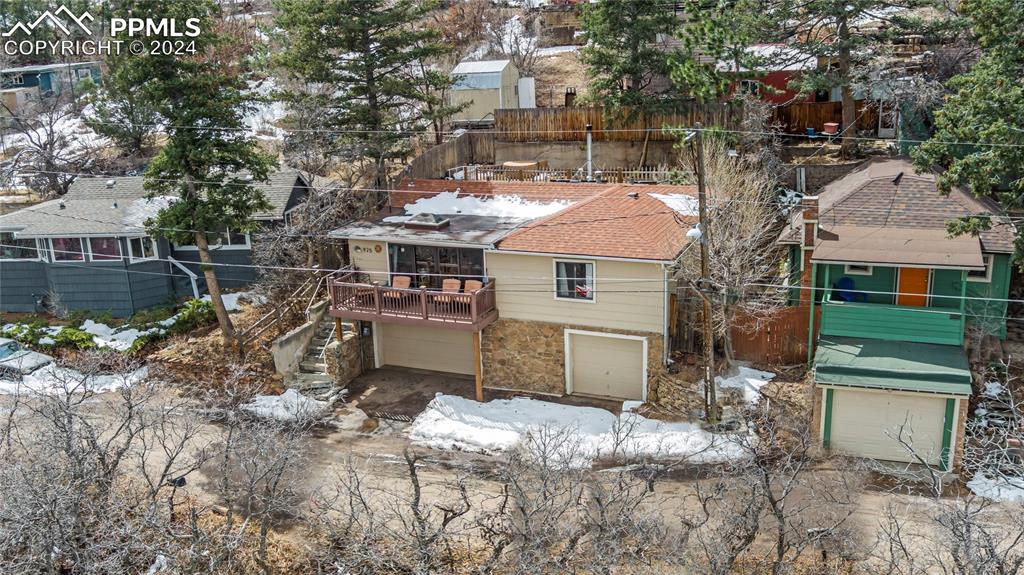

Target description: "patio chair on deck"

left=383, top=275, right=412, bottom=301
left=433, top=278, right=463, bottom=304
left=464, top=279, right=484, bottom=293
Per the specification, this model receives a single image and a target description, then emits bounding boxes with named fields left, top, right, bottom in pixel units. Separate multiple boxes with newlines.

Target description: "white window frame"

left=128, top=236, right=157, bottom=263
left=553, top=258, right=596, bottom=303
left=844, top=263, right=873, bottom=276
left=739, top=79, right=760, bottom=96
left=0, top=233, right=43, bottom=262
left=966, top=254, right=994, bottom=283
left=87, top=236, right=123, bottom=262
left=9, top=74, right=23, bottom=86
left=76, top=68, right=90, bottom=80
left=173, top=229, right=251, bottom=251
left=49, top=237, right=87, bottom=262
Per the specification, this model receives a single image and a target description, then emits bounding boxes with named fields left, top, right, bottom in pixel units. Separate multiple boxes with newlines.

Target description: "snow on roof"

left=390, top=190, right=573, bottom=220
left=649, top=193, right=699, bottom=216
left=122, top=196, right=177, bottom=229
left=451, top=59, right=511, bottom=75
left=0, top=61, right=100, bottom=75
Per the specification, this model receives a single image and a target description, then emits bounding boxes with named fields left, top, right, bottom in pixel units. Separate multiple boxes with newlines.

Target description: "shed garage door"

left=829, top=389, right=948, bottom=465
left=379, top=324, right=475, bottom=375
left=568, top=332, right=645, bottom=400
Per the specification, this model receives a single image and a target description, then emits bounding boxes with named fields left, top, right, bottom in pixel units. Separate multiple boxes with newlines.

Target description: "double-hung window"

left=555, top=260, right=595, bottom=302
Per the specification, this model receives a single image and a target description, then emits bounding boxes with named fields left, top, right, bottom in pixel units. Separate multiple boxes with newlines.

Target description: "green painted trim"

left=807, top=262, right=817, bottom=367
left=941, top=397, right=956, bottom=471
left=822, top=388, right=834, bottom=449
left=958, top=270, right=967, bottom=339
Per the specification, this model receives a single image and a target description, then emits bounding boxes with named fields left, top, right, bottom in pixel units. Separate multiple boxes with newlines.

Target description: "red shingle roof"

left=496, top=184, right=698, bottom=261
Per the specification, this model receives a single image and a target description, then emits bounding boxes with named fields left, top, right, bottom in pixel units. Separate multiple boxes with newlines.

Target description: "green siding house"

left=0, top=170, right=309, bottom=317
left=778, top=158, right=1016, bottom=471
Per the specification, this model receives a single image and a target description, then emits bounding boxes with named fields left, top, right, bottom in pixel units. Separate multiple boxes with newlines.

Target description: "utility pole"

left=694, top=122, right=719, bottom=423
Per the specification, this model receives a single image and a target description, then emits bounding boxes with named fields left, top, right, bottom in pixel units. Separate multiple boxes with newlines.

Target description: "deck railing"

left=821, top=292, right=964, bottom=346
left=329, top=274, right=498, bottom=330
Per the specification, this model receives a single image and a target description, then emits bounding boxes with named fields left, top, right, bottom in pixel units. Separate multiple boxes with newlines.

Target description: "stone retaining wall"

left=481, top=318, right=668, bottom=398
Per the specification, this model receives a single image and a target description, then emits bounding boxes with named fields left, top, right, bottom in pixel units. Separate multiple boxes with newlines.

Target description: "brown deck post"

left=473, top=330, right=483, bottom=402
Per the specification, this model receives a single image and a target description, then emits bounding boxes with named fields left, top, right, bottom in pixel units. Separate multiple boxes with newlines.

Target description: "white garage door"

left=829, top=388, right=948, bottom=465
left=568, top=332, right=645, bottom=400
left=379, top=324, right=475, bottom=375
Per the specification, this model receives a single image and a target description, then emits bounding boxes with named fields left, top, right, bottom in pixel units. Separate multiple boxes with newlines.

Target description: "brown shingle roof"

left=779, top=158, right=1016, bottom=253
left=496, top=184, right=698, bottom=261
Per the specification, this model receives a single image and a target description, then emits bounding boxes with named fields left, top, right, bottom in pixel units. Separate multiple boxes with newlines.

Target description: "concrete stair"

left=288, top=318, right=338, bottom=399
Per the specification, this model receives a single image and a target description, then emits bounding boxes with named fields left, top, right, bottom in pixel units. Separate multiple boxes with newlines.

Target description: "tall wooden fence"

left=730, top=306, right=820, bottom=365
left=493, top=105, right=743, bottom=142
left=770, top=100, right=879, bottom=136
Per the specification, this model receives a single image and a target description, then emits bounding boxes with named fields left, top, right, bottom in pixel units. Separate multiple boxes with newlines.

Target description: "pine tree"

left=912, top=0, right=1024, bottom=260
left=275, top=0, right=454, bottom=189
left=579, top=0, right=684, bottom=115
left=133, top=0, right=276, bottom=344
left=84, top=50, right=160, bottom=156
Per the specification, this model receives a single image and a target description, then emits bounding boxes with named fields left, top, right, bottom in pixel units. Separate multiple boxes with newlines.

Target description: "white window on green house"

left=50, top=237, right=84, bottom=261
left=89, top=237, right=122, bottom=261
left=0, top=232, right=40, bottom=261
left=555, top=260, right=595, bottom=302
left=844, top=264, right=872, bottom=275
left=128, top=237, right=156, bottom=262
left=967, top=254, right=993, bottom=283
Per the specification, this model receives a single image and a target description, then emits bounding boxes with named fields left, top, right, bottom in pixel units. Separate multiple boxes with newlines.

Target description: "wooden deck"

left=328, top=275, right=498, bottom=332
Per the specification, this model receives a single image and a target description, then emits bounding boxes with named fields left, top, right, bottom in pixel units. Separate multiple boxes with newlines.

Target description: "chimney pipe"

left=585, top=123, right=593, bottom=181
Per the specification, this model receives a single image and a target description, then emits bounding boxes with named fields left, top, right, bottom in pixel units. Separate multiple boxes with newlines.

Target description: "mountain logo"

left=2, top=6, right=94, bottom=38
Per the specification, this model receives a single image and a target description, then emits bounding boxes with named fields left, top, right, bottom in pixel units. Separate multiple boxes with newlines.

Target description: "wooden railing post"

left=470, top=291, right=478, bottom=321
left=420, top=287, right=429, bottom=319
left=374, top=285, right=381, bottom=315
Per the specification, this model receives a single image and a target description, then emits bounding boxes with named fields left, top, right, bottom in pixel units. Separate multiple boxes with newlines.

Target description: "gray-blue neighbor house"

left=0, top=61, right=102, bottom=94
left=0, top=169, right=310, bottom=317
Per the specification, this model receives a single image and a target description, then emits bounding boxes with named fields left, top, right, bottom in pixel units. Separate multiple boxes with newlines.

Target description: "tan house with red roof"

left=327, top=180, right=699, bottom=403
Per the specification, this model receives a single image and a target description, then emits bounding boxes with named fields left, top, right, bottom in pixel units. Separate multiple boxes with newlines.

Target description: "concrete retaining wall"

left=270, top=299, right=329, bottom=376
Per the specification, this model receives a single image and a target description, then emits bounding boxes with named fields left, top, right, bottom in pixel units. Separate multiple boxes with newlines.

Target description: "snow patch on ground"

left=650, top=193, right=700, bottom=217
left=537, top=45, right=580, bottom=57
left=243, top=78, right=287, bottom=141
left=716, top=366, right=776, bottom=406
left=967, top=474, right=1024, bottom=503
left=202, top=291, right=266, bottom=312
left=984, top=381, right=1005, bottom=398
left=242, top=389, right=331, bottom=422
left=408, top=394, right=749, bottom=467
left=0, top=365, right=149, bottom=395
left=392, top=191, right=572, bottom=220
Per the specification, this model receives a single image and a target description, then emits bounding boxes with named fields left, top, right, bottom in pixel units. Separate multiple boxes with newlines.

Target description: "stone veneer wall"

left=481, top=318, right=666, bottom=398
left=325, top=331, right=363, bottom=388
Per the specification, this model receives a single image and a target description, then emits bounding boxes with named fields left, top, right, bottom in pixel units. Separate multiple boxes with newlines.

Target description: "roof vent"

left=59, top=200, right=66, bottom=210
left=627, top=191, right=639, bottom=199
left=403, top=213, right=451, bottom=231
left=105, top=179, right=115, bottom=188
left=892, top=172, right=904, bottom=186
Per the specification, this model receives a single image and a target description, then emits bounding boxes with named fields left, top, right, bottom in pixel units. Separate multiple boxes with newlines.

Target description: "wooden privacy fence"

left=771, top=100, right=879, bottom=136
left=404, top=131, right=495, bottom=179
left=730, top=306, right=821, bottom=365
left=494, top=105, right=743, bottom=142
left=449, top=164, right=671, bottom=183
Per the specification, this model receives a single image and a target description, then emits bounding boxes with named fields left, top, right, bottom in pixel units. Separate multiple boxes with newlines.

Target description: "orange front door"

left=896, top=267, right=930, bottom=306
